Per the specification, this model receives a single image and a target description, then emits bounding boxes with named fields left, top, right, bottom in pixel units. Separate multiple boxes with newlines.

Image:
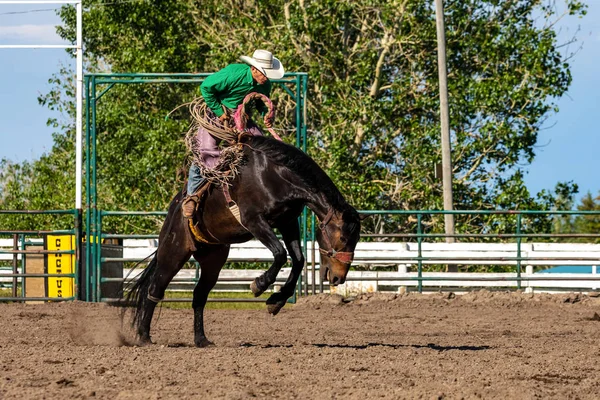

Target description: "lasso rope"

left=187, top=99, right=239, bottom=144
left=234, top=93, right=282, bottom=141
left=180, top=92, right=280, bottom=185
left=232, top=92, right=274, bottom=131
left=181, top=91, right=278, bottom=146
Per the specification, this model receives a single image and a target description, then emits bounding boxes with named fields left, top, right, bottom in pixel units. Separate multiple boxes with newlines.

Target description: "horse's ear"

left=359, top=213, right=371, bottom=221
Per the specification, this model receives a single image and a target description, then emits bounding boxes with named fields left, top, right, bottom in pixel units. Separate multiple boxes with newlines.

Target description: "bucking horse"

left=126, top=134, right=362, bottom=347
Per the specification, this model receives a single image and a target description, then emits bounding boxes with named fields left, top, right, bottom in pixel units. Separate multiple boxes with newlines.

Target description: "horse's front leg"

left=265, top=219, right=305, bottom=315
left=192, top=244, right=229, bottom=347
left=244, top=217, right=288, bottom=297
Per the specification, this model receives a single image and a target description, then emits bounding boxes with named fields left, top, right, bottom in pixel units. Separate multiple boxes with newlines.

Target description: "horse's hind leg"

left=192, top=244, right=230, bottom=347
left=131, top=191, right=197, bottom=343
left=136, top=242, right=193, bottom=344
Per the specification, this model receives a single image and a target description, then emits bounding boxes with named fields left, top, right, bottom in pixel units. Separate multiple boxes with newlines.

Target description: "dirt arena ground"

left=1, top=290, right=600, bottom=399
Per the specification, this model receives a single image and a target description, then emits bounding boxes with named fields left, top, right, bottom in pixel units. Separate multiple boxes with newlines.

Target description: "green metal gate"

left=84, top=72, right=309, bottom=301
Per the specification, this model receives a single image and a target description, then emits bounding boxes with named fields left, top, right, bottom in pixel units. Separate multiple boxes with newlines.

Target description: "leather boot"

left=182, top=195, right=199, bottom=218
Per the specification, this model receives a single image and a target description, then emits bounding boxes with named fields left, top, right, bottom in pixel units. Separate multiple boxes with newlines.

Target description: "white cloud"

left=0, top=24, right=63, bottom=44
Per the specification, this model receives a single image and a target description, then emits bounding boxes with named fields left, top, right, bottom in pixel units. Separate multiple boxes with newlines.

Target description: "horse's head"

left=316, top=206, right=361, bottom=286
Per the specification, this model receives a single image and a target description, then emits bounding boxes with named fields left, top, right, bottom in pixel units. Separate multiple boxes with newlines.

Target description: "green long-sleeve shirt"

left=200, top=63, right=271, bottom=117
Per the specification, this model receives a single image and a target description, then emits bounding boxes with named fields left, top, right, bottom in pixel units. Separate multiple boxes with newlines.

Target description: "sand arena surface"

left=1, top=291, right=600, bottom=399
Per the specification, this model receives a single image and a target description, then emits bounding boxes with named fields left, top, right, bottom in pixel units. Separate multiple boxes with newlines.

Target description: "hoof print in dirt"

left=588, top=312, right=600, bottom=321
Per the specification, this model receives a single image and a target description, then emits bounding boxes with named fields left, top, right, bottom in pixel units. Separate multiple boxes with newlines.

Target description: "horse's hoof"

left=267, top=301, right=285, bottom=316
left=250, top=279, right=264, bottom=297
left=138, top=336, right=153, bottom=346
left=195, top=337, right=215, bottom=348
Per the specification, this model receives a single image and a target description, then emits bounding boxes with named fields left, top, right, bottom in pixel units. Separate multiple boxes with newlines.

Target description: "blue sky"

left=0, top=2, right=598, bottom=206
left=523, top=2, right=600, bottom=203
left=0, top=3, right=69, bottom=161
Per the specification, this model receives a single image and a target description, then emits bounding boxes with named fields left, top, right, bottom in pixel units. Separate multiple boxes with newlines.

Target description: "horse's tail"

left=123, top=251, right=159, bottom=331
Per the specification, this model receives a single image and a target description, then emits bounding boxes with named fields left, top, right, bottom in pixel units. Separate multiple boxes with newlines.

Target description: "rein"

left=318, top=209, right=354, bottom=264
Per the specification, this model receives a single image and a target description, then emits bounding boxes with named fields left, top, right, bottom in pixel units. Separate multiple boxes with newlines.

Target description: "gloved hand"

left=219, top=113, right=229, bottom=124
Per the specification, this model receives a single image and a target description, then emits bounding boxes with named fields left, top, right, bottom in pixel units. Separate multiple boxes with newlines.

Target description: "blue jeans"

left=187, top=165, right=205, bottom=195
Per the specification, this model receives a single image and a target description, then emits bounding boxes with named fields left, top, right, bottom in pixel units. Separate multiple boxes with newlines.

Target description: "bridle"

left=318, top=209, right=354, bottom=265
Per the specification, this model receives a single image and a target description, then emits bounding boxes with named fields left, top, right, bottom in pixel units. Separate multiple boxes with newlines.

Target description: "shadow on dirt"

left=239, top=342, right=491, bottom=351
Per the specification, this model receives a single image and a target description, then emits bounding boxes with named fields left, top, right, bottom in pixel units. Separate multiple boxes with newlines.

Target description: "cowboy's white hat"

left=240, top=49, right=285, bottom=80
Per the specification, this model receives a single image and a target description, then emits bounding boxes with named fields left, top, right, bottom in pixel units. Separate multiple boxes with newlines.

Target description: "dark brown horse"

left=126, top=134, right=362, bottom=347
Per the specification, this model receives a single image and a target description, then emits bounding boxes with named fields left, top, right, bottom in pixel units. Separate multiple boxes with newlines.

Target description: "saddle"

left=186, top=179, right=244, bottom=245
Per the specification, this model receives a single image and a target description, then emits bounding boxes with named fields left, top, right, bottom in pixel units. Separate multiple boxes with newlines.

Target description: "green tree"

left=572, top=192, right=600, bottom=242
left=0, top=0, right=587, bottom=236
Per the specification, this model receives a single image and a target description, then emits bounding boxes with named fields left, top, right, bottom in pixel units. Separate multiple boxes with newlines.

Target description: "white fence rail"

left=3, top=239, right=600, bottom=294
left=113, top=239, right=600, bottom=266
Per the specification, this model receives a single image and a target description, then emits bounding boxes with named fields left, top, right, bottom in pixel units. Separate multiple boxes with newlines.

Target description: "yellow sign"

left=47, top=235, right=75, bottom=298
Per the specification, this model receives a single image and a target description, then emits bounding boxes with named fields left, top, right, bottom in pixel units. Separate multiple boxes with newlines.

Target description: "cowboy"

left=182, top=49, right=285, bottom=218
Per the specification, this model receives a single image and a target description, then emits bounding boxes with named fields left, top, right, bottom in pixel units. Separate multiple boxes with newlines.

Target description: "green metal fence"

left=89, top=209, right=600, bottom=300
left=358, top=210, right=600, bottom=292
left=0, top=210, right=81, bottom=302
left=1, top=208, right=600, bottom=301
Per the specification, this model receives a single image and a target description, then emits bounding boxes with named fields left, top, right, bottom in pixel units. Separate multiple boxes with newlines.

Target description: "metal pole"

left=75, top=1, right=83, bottom=209
left=85, top=76, right=91, bottom=302
left=417, top=213, right=423, bottom=293
left=300, top=75, right=308, bottom=296
left=516, top=214, right=522, bottom=290
left=311, top=212, right=316, bottom=295
left=75, top=209, right=82, bottom=300
left=92, top=78, right=99, bottom=302
left=434, top=0, right=456, bottom=271
left=294, top=75, right=302, bottom=300
left=302, top=74, right=308, bottom=153
left=96, top=211, right=102, bottom=301
left=74, top=2, right=83, bottom=299
left=89, top=77, right=97, bottom=301
left=0, top=44, right=77, bottom=49
left=0, top=1, right=79, bottom=3
left=20, top=234, right=25, bottom=298
left=12, top=234, right=18, bottom=297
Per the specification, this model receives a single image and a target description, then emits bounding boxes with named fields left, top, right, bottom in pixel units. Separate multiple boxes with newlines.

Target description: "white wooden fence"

left=3, top=238, right=600, bottom=294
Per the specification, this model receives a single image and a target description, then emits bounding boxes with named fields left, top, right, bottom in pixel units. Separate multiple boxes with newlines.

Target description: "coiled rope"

left=180, top=91, right=278, bottom=146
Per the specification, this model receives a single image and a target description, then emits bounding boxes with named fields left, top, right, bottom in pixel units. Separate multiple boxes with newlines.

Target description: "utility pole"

left=434, top=0, right=457, bottom=271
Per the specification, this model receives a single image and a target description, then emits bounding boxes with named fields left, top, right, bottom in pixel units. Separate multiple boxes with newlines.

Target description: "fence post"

left=84, top=75, right=91, bottom=302
left=20, top=234, right=26, bottom=299
left=525, top=265, right=533, bottom=294
left=96, top=211, right=103, bottom=302
left=417, top=213, right=423, bottom=293
left=516, top=213, right=522, bottom=290
left=75, top=209, right=82, bottom=300
left=12, top=234, right=18, bottom=298
left=311, top=212, right=316, bottom=295
left=398, top=264, right=408, bottom=294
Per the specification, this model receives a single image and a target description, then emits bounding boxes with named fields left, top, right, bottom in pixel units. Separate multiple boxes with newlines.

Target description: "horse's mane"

left=242, top=135, right=347, bottom=210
